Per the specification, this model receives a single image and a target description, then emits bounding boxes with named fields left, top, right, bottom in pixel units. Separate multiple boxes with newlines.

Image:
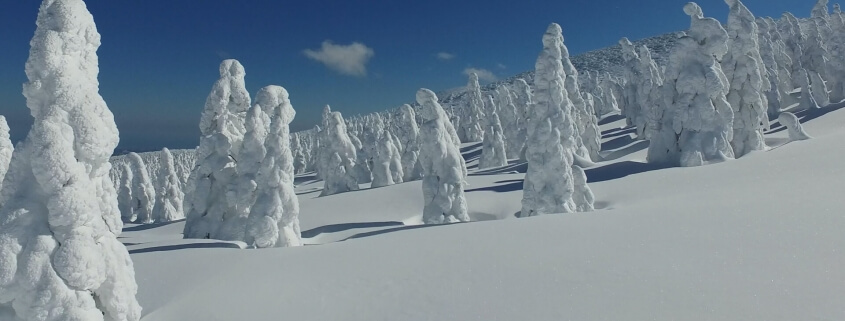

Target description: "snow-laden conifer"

left=778, top=111, right=812, bottom=141
left=246, top=86, right=301, bottom=248
left=571, top=165, right=595, bottom=212
left=319, top=111, right=359, bottom=196
left=0, top=0, right=141, bottom=318
left=463, top=73, right=486, bottom=142
left=128, top=152, right=156, bottom=224
left=417, top=89, right=470, bottom=224
left=662, top=3, right=735, bottom=167
left=397, top=104, right=422, bottom=181
left=479, top=95, right=508, bottom=169
left=152, top=148, right=185, bottom=222
left=722, top=0, right=770, bottom=157
left=496, top=87, right=522, bottom=158
left=561, top=32, right=601, bottom=161
left=117, top=162, right=135, bottom=222
left=521, top=23, right=581, bottom=217
left=511, top=79, right=533, bottom=160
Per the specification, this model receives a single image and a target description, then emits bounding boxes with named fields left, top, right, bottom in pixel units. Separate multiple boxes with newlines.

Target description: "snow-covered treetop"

left=619, top=37, right=639, bottom=62
left=685, top=2, right=729, bottom=59
left=812, top=0, right=830, bottom=18
left=199, top=59, right=251, bottom=139
left=257, top=86, right=295, bottom=124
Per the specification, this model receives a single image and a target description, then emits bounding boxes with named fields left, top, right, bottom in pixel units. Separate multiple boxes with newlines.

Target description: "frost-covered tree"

left=521, top=23, right=582, bottom=217
left=511, top=79, right=533, bottom=160
left=117, top=162, right=135, bottom=222
left=561, top=32, right=601, bottom=161
left=370, top=116, right=403, bottom=188
left=0, top=0, right=141, bottom=319
left=479, top=95, right=508, bottom=169
left=0, top=116, right=12, bottom=193
left=598, top=73, right=621, bottom=116
left=245, top=86, right=301, bottom=248
left=796, top=69, right=822, bottom=109
left=571, top=165, right=595, bottom=212
left=828, top=4, right=845, bottom=102
left=802, top=20, right=831, bottom=106
left=658, top=3, right=734, bottom=167
left=232, top=102, right=269, bottom=221
left=637, top=45, right=666, bottom=141
left=778, top=112, right=811, bottom=141
left=128, top=152, right=156, bottom=224
left=397, top=104, right=422, bottom=181
left=417, top=88, right=470, bottom=224
left=292, top=133, right=307, bottom=174
left=319, top=111, right=359, bottom=196
left=184, top=59, right=251, bottom=240
left=152, top=148, right=185, bottom=222
left=619, top=38, right=644, bottom=135
left=463, top=72, right=486, bottom=142
left=722, top=0, right=769, bottom=157
left=495, top=87, right=522, bottom=158
left=756, top=17, right=787, bottom=116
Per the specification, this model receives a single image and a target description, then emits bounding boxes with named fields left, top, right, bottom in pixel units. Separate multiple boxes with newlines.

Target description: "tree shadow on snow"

left=585, top=161, right=668, bottom=183
left=340, top=224, right=449, bottom=242
left=128, top=242, right=242, bottom=254
left=766, top=103, right=845, bottom=135
left=470, top=160, right=528, bottom=176
left=598, top=113, right=625, bottom=125
left=122, top=219, right=185, bottom=232
left=301, top=221, right=405, bottom=239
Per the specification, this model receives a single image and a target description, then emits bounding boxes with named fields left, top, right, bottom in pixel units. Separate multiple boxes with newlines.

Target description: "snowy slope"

left=124, top=104, right=845, bottom=321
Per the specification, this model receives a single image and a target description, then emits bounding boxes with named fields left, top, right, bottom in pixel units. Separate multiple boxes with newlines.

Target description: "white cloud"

left=496, top=63, right=507, bottom=70
left=436, top=52, right=456, bottom=60
left=463, top=67, right=497, bottom=82
left=304, top=41, right=374, bottom=77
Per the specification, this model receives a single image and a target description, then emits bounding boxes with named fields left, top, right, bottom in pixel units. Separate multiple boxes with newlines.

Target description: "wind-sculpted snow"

left=777, top=112, right=812, bottom=141
left=0, top=0, right=141, bottom=319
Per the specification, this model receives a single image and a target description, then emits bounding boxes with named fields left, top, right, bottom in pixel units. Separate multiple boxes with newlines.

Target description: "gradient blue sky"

left=0, top=0, right=814, bottom=151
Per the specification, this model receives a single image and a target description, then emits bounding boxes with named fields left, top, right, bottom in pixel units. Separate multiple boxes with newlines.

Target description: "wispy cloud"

left=304, top=41, right=374, bottom=77
left=496, top=63, right=507, bottom=70
left=436, top=52, right=456, bottom=61
left=463, top=67, right=497, bottom=82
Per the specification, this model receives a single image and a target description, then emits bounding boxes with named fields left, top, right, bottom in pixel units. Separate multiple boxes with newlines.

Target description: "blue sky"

left=0, top=0, right=814, bottom=151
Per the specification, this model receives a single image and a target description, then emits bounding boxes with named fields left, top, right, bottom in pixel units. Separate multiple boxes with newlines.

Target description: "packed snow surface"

left=123, top=104, right=845, bottom=321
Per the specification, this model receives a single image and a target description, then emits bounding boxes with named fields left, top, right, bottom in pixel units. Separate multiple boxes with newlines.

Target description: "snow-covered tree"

left=319, top=110, right=360, bottom=196
left=511, top=79, right=533, bottom=160
left=245, top=86, right=301, bottom=248
left=796, top=69, right=822, bottom=109
left=802, top=20, right=831, bottom=106
left=417, top=88, right=470, bottom=224
left=0, top=116, right=12, bottom=193
left=479, top=95, right=508, bottom=169
left=637, top=45, right=666, bottom=141
left=232, top=102, right=269, bottom=221
left=722, top=0, right=770, bottom=157
left=521, top=23, right=582, bottom=217
left=828, top=4, right=845, bottom=102
left=292, top=133, right=307, bottom=174
left=756, top=17, right=787, bottom=116
left=778, top=111, right=812, bottom=141
left=183, top=59, right=251, bottom=240
left=117, top=162, right=135, bottom=222
left=370, top=116, right=403, bottom=188
left=571, top=165, right=595, bottom=212
left=152, top=148, right=185, bottom=222
left=561, top=32, right=601, bottom=161
left=495, top=86, right=521, bottom=158
left=0, top=0, right=141, bottom=319
left=619, top=37, right=645, bottom=135
left=397, top=104, right=422, bottom=181
left=463, top=72, right=486, bottom=142
left=128, top=152, right=156, bottom=224
left=658, top=3, right=735, bottom=167
left=598, top=73, right=621, bottom=116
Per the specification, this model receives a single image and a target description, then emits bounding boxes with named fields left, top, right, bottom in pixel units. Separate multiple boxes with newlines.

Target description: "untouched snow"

left=123, top=104, right=845, bottom=320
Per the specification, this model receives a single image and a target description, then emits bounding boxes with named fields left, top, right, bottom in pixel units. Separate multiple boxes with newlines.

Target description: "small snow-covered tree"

left=571, top=165, right=595, bottom=212
left=561, top=32, right=601, bottom=161
left=0, top=116, right=12, bottom=192
left=802, top=20, right=831, bottom=106
left=128, top=152, right=156, bottom=224
left=479, top=95, right=508, bottom=169
left=511, top=79, right=533, bottom=160
left=658, top=3, right=735, bottom=167
left=828, top=3, right=845, bottom=102
left=637, top=45, right=666, bottom=141
left=245, top=86, right=301, bottom=248
left=184, top=59, right=251, bottom=240
left=756, top=17, right=787, bottom=116
left=463, top=72, right=486, bottom=142
left=495, top=86, right=521, bottom=158
left=778, top=112, right=811, bottom=141
left=417, top=88, right=470, bottom=224
left=521, top=23, right=582, bottom=217
left=292, top=133, right=307, bottom=174
left=397, top=104, right=422, bottom=181
left=619, top=37, right=644, bottom=135
left=320, top=110, right=360, bottom=196
left=370, top=116, right=403, bottom=188
left=152, top=148, right=185, bottom=222
left=0, top=0, right=141, bottom=319
left=232, top=102, right=269, bottom=221
left=722, top=0, right=770, bottom=157
left=117, top=162, right=135, bottom=222
left=796, top=69, right=822, bottom=109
